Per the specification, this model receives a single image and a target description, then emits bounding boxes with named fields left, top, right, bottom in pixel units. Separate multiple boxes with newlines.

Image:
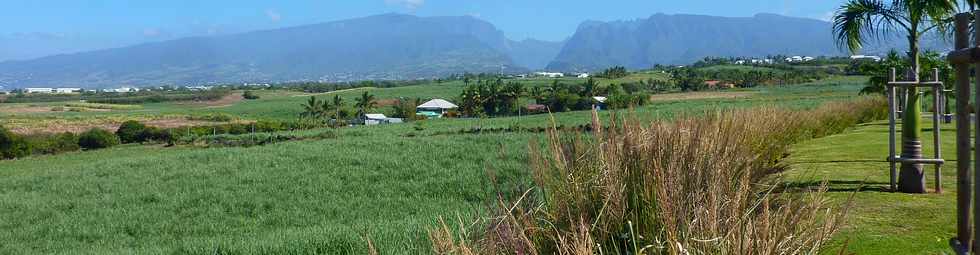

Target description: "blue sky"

left=0, top=0, right=848, bottom=61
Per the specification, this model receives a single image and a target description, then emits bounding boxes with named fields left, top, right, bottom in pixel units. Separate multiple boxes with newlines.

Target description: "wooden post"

left=973, top=10, right=980, bottom=251
left=889, top=68, right=898, bottom=192
left=932, top=68, right=942, bottom=193
left=953, top=12, right=971, bottom=252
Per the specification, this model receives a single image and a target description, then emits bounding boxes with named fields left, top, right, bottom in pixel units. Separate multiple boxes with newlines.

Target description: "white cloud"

left=266, top=9, right=282, bottom=22
left=385, top=0, right=425, bottom=10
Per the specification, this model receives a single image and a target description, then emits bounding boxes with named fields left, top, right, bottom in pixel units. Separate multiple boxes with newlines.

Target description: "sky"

left=0, top=0, right=848, bottom=61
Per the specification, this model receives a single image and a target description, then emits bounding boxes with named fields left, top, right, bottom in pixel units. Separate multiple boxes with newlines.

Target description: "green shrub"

left=187, top=113, right=234, bottom=122
left=243, top=90, right=260, bottom=100
left=78, top=128, right=120, bottom=150
left=24, top=132, right=79, bottom=155
left=0, top=126, right=30, bottom=159
left=116, top=120, right=148, bottom=143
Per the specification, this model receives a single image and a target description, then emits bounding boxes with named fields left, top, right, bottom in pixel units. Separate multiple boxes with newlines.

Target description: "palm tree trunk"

left=898, top=35, right=926, bottom=193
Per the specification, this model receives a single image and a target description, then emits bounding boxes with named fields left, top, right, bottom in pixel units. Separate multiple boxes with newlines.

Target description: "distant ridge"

left=0, top=14, right=532, bottom=88
left=546, top=13, right=846, bottom=72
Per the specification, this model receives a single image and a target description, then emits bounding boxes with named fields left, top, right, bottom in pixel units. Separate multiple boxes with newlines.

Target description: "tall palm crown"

left=832, top=0, right=962, bottom=193
left=834, top=0, right=957, bottom=57
left=354, top=91, right=377, bottom=115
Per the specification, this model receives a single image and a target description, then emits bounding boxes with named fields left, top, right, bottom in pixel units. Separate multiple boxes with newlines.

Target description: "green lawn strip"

left=782, top=120, right=959, bottom=254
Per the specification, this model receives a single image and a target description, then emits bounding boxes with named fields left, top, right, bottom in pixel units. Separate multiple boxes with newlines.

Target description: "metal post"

left=932, top=68, right=942, bottom=193
left=889, top=68, right=898, bottom=191
left=952, top=13, right=972, bottom=253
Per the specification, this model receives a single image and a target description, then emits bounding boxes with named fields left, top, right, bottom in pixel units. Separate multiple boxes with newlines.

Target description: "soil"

left=649, top=91, right=756, bottom=102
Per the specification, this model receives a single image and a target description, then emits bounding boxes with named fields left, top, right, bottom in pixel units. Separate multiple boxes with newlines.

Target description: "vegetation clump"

left=243, top=90, right=260, bottom=100
left=431, top=97, right=887, bottom=254
left=116, top=120, right=148, bottom=143
left=78, top=128, right=120, bottom=150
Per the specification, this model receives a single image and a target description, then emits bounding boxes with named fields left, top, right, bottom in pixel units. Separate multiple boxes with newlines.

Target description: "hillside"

left=0, top=14, right=528, bottom=88
left=547, top=13, right=843, bottom=71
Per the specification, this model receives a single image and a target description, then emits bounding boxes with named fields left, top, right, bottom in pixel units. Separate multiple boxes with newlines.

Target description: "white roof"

left=593, top=96, right=607, bottom=103
left=417, top=99, right=458, bottom=109
left=364, top=113, right=387, bottom=119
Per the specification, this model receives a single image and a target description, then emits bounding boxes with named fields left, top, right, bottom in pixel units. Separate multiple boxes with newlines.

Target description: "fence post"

left=932, top=68, right=942, bottom=194
left=972, top=10, right=980, bottom=252
left=952, top=12, right=972, bottom=253
left=889, top=68, right=898, bottom=191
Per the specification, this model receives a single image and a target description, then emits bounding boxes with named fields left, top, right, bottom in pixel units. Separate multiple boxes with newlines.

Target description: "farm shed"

left=417, top=99, right=458, bottom=118
left=362, top=113, right=402, bottom=125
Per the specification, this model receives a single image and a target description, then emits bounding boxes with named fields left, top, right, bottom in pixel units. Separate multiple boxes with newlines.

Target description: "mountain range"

left=0, top=13, right=947, bottom=88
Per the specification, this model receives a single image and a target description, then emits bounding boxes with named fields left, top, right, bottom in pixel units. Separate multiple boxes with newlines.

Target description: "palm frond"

left=833, top=0, right=909, bottom=53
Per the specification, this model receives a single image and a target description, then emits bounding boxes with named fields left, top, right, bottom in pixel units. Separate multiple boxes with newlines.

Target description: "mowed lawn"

left=0, top=76, right=871, bottom=254
left=782, top=120, right=959, bottom=254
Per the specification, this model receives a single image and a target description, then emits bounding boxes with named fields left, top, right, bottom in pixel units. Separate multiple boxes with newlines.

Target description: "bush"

left=0, top=126, right=30, bottom=159
left=24, top=132, right=79, bottom=155
left=243, top=90, right=260, bottom=100
left=78, top=128, right=120, bottom=150
left=116, top=120, right=148, bottom=143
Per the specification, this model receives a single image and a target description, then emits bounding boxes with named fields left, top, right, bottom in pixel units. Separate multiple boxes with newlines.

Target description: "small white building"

left=186, top=86, right=212, bottom=91
left=362, top=113, right=402, bottom=125
left=55, top=88, right=81, bottom=94
left=25, top=88, right=54, bottom=93
left=417, top=99, right=459, bottom=118
left=850, top=55, right=882, bottom=62
left=535, top=72, right=565, bottom=78
left=577, top=73, right=590, bottom=78
left=802, top=56, right=816, bottom=62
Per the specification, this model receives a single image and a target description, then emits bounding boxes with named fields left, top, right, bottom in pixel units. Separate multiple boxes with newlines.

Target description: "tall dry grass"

left=431, top=97, right=886, bottom=255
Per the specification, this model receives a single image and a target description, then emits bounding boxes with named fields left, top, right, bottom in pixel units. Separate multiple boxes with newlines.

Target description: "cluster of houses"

left=24, top=88, right=83, bottom=94
left=784, top=56, right=816, bottom=62
left=362, top=98, right=459, bottom=125
left=734, top=59, right=775, bottom=65
left=517, top=72, right=590, bottom=79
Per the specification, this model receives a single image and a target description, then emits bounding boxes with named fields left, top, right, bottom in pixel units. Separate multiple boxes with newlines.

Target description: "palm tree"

left=354, top=91, right=377, bottom=116
left=832, top=0, right=959, bottom=193
left=330, top=95, right=344, bottom=120
left=300, top=96, right=322, bottom=119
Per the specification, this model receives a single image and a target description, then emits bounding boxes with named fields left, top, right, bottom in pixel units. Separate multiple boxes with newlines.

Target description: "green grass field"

left=783, top=120, right=958, bottom=254
left=0, top=73, right=887, bottom=254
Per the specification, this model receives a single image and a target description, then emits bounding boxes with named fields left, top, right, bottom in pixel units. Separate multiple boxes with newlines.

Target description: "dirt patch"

left=376, top=98, right=399, bottom=107
left=179, top=92, right=244, bottom=108
left=649, top=91, right=756, bottom=102
left=291, top=87, right=374, bottom=97
left=7, top=117, right=233, bottom=135
left=0, top=106, right=57, bottom=114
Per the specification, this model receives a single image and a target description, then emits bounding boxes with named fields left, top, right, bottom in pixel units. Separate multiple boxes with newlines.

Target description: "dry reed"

left=431, top=97, right=886, bottom=255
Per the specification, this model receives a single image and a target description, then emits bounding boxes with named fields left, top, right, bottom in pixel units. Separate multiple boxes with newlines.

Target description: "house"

left=55, top=88, right=81, bottom=94
left=704, top=80, right=734, bottom=89
left=850, top=55, right=882, bottom=62
left=577, top=73, right=590, bottom=78
left=592, top=96, right=608, bottom=110
left=704, top=80, right=721, bottom=88
left=105, top=87, right=138, bottom=93
left=734, top=60, right=747, bottom=65
left=25, top=88, right=54, bottom=93
left=802, top=56, right=816, bottom=62
left=535, top=72, right=565, bottom=78
left=526, top=104, right=548, bottom=113
left=362, top=113, right=402, bottom=125
left=417, top=99, right=459, bottom=118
